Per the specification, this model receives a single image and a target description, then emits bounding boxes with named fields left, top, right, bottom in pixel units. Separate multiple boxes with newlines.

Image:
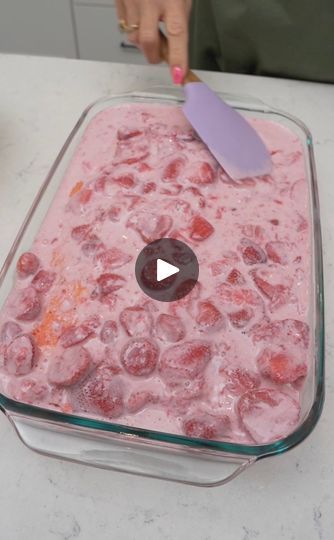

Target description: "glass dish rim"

left=0, top=88, right=325, bottom=459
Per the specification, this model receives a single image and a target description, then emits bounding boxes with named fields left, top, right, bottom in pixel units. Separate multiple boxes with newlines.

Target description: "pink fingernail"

left=172, top=66, right=184, bottom=85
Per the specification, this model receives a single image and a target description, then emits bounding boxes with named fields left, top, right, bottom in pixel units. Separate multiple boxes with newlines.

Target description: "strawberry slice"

left=240, top=238, right=267, bottom=265
left=127, top=391, right=158, bottom=413
left=257, top=346, right=308, bottom=384
left=156, top=314, right=186, bottom=343
left=220, top=367, right=261, bottom=395
left=265, top=241, right=290, bottom=265
left=185, top=161, right=217, bottom=185
left=71, top=224, right=92, bottom=242
left=96, top=273, right=126, bottom=297
left=237, top=388, right=300, bottom=443
left=127, top=212, right=173, bottom=243
left=182, top=412, right=230, bottom=440
left=59, top=322, right=95, bottom=348
left=1, top=321, right=22, bottom=346
left=228, top=307, right=254, bottom=329
left=251, top=268, right=292, bottom=311
left=48, top=346, right=91, bottom=387
left=4, top=334, right=35, bottom=376
left=121, top=338, right=159, bottom=377
left=7, top=378, right=48, bottom=404
left=100, top=320, right=118, bottom=344
left=16, top=252, right=39, bottom=278
left=71, top=372, right=124, bottom=418
left=226, top=268, right=246, bottom=286
left=251, top=319, right=309, bottom=349
left=196, top=300, right=225, bottom=331
left=120, top=306, right=153, bottom=337
left=117, top=128, right=143, bottom=141
left=162, top=156, right=187, bottom=182
left=95, top=248, right=132, bottom=269
left=189, top=215, right=214, bottom=241
left=159, top=340, right=211, bottom=386
left=15, top=287, right=41, bottom=322
left=31, top=270, right=56, bottom=293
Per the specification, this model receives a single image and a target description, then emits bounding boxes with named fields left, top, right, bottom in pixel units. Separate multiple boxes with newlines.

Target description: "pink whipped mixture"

left=0, top=104, right=311, bottom=445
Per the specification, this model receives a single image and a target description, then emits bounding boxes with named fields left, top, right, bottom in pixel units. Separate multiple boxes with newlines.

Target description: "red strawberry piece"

left=221, top=367, right=260, bottom=395
left=142, top=182, right=156, bottom=194
left=94, top=175, right=108, bottom=192
left=296, top=213, right=308, bottom=232
left=226, top=268, right=246, bottom=286
left=31, top=270, right=56, bottom=293
left=100, top=320, right=118, bottom=344
left=16, top=252, right=39, bottom=278
left=72, top=373, right=124, bottom=418
left=120, top=306, right=153, bottom=337
left=96, top=273, right=126, bottom=296
left=48, top=346, right=91, bottom=387
left=257, top=346, right=308, bottom=384
left=182, top=412, right=230, bottom=440
left=160, top=183, right=183, bottom=196
left=127, top=391, right=158, bottom=413
left=251, top=268, right=292, bottom=310
left=162, top=156, right=187, bottom=182
left=265, top=241, right=290, bottom=265
left=81, top=235, right=105, bottom=257
left=113, top=139, right=149, bottom=166
left=240, top=238, right=267, bottom=265
left=8, top=378, right=48, bottom=404
left=78, top=189, right=93, bottom=205
left=59, top=323, right=95, bottom=348
left=237, top=388, right=300, bottom=444
left=159, top=340, right=211, bottom=385
left=251, top=318, right=309, bottom=349
left=136, top=162, right=152, bottom=173
left=15, top=287, right=41, bottom=322
left=270, top=219, right=280, bottom=226
left=156, top=314, right=186, bottom=343
left=127, top=212, right=173, bottom=243
left=196, top=301, right=224, bottom=331
left=71, top=224, right=92, bottom=242
left=228, top=307, right=255, bottom=329
left=112, top=173, right=136, bottom=189
left=108, top=205, right=122, bottom=222
left=4, top=334, right=35, bottom=376
left=0, top=321, right=22, bottom=346
left=121, top=338, right=159, bottom=376
left=241, top=224, right=265, bottom=241
left=95, top=248, right=132, bottom=269
left=117, top=128, right=143, bottom=141
left=190, top=215, right=214, bottom=241
left=185, top=161, right=217, bottom=185
left=209, top=252, right=240, bottom=277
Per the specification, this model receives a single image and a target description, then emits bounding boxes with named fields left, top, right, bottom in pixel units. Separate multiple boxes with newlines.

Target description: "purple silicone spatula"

left=160, top=34, right=272, bottom=180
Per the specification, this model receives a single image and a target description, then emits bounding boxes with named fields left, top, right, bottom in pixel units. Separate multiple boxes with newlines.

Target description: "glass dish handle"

left=8, top=414, right=256, bottom=487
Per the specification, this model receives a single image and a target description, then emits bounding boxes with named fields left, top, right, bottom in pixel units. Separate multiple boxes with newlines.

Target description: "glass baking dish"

left=0, top=87, right=325, bottom=487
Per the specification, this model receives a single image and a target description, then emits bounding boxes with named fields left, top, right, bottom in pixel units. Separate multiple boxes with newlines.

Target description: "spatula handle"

left=159, top=30, right=201, bottom=84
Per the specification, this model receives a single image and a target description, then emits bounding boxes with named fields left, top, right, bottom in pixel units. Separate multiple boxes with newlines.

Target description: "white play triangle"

left=157, top=259, right=180, bottom=282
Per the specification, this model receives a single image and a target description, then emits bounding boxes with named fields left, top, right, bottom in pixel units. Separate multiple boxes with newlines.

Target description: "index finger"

left=165, top=0, right=189, bottom=79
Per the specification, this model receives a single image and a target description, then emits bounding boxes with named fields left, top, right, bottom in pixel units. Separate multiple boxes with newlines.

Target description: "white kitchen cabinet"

left=73, top=3, right=146, bottom=64
left=0, top=0, right=77, bottom=58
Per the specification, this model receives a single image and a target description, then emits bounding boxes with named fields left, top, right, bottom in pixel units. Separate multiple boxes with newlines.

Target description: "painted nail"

left=172, top=66, right=184, bottom=85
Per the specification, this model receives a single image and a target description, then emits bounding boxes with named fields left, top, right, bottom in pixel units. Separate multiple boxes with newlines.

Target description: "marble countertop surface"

left=0, top=53, right=334, bottom=540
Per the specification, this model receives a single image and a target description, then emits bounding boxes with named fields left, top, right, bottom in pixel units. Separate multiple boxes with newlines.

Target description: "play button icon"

left=157, top=259, right=180, bottom=282
left=135, top=238, right=199, bottom=302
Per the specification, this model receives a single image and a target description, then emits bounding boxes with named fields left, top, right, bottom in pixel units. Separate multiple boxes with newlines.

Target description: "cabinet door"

left=73, top=4, right=146, bottom=64
left=0, top=0, right=77, bottom=58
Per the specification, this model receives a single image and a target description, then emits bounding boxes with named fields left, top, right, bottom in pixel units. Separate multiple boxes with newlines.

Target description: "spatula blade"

left=182, top=82, right=272, bottom=180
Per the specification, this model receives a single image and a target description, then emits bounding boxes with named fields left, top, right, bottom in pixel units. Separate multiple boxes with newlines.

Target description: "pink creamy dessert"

left=0, top=104, right=311, bottom=444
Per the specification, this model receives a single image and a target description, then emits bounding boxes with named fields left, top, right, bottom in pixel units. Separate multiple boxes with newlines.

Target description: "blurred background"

left=0, top=0, right=146, bottom=65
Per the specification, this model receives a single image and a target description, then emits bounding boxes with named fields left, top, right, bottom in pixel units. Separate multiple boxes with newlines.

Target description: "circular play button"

left=135, top=238, right=199, bottom=302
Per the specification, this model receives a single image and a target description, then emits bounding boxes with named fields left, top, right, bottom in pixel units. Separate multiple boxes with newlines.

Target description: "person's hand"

left=116, top=0, right=192, bottom=84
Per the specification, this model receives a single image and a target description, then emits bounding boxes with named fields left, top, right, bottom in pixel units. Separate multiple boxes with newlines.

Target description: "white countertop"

left=0, top=53, right=334, bottom=540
